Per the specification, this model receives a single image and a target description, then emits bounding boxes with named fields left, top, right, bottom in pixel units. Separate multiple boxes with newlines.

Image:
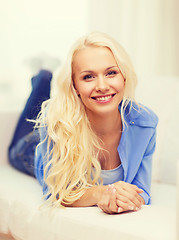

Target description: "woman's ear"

left=75, top=88, right=80, bottom=95
left=72, top=70, right=80, bottom=96
left=73, top=82, right=80, bottom=96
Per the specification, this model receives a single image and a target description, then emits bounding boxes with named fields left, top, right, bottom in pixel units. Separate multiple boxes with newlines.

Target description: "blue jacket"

left=34, top=101, right=158, bottom=205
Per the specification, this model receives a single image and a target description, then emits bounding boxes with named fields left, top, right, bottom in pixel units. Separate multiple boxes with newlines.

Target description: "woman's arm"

left=69, top=185, right=104, bottom=207
left=131, top=130, right=157, bottom=205
left=67, top=183, right=144, bottom=214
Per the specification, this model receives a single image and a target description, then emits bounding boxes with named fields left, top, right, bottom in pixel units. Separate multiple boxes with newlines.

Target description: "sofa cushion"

left=0, top=166, right=176, bottom=240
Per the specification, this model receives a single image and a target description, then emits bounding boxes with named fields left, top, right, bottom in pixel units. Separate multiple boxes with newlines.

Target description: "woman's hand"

left=69, top=181, right=144, bottom=214
left=113, top=181, right=145, bottom=212
left=97, top=182, right=145, bottom=214
left=97, top=185, right=119, bottom=214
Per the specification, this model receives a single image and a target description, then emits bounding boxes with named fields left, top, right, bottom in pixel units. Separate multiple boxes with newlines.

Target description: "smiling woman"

left=72, top=47, right=125, bottom=120
left=8, top=32, right=158, bottom=214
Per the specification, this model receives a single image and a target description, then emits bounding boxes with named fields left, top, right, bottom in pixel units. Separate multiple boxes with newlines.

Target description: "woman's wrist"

left=91, top=185, right=104, bottom=205
left=69, top=185, right=105, bottom=207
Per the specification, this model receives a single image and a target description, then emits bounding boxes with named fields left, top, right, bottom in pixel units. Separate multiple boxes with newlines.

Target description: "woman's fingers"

left=105, top=185, right=119, bottom=214
left=131, top=184, right=144, bottom=195
left=115, top=181, right=143, bottom=193
left=98, top=184, right=123, bottom=214
left=97, top=185, right=114, bottom=214
left=97, top=189, right=110, bottom=213
left=97, top=182, right=145, bottom=214
left=114, top=181, right=144, bottom=210
left=138, top=194, right=145, bottom=205
left=118, top=189, right=142, bottom=209
left=107, top=185, right=139, bottom=213
left=108, top=187, right=118, bottom=213
left=115, top=192, right=140, bottom=211
left=116, top=199, right=135, bottom=211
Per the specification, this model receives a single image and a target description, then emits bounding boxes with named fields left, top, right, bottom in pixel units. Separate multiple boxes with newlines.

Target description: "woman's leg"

left=9, top=130, right=40, bottom=176
left=8, top=69, right=52, bottom=176
left=9, top=70, right=52, bottom=148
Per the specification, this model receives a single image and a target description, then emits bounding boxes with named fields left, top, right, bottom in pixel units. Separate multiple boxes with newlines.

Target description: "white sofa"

left=0, top=75, right=178, bottom=240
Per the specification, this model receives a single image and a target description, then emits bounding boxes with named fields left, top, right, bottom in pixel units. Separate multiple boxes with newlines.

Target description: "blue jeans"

left=9, top=130, right=40, bottom=176
left=8, top=70, right=52, bottom=177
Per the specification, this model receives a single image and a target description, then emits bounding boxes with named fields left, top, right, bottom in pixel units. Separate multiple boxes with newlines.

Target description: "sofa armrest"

left=0, top=111, right=20, bottom=165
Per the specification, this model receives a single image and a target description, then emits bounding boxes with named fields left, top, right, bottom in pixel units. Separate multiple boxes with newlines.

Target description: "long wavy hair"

left=35, top=32, right=138, bottom=207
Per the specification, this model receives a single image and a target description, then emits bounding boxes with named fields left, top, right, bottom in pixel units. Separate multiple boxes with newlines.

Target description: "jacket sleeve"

left=131, top=129, right=157, bottom=205
left=34, top=125, right=52, bottom=197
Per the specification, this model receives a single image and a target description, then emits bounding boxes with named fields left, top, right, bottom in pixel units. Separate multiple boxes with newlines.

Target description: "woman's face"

left=73, top=46, right=125, bottom=118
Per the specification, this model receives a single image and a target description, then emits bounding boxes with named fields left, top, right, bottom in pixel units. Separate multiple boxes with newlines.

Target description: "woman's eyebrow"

left=80, top=66, right=118, bottom=74
left=80, top=70, right=94, bottom=74
left=106, top=66, right=118, bottom=70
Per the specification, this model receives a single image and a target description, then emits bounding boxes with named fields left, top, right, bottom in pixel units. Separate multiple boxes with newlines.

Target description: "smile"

left=91, top=94, right=116, bottom=102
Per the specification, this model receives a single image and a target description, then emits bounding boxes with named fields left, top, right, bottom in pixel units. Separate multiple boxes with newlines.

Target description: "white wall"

left=0, top=0, right=89, bottom=110
left=88, top=0, right=179, bottom=77
left=1, top=0, right=179, bottom=110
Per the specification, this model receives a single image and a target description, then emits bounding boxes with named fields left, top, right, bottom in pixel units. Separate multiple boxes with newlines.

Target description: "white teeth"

left=96, top=95, right=112, bottom=101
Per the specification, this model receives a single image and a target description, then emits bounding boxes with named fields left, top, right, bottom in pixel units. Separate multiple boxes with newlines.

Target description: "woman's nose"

left=95, top=76, right=110, bottom=92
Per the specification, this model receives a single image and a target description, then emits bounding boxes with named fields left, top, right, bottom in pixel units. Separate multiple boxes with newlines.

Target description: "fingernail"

left=128, top=206, right=134, bottom=210
left=139, top=189, right=144, bottom=192
left=118, top=207, right=122, bottom=213
left=112, top=188, right=116, bottom=193
left=135, top=207, right=139, bottom=211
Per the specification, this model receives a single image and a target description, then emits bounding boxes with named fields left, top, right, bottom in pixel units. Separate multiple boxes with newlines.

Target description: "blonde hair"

left=36, top=32, right=138, bottom=207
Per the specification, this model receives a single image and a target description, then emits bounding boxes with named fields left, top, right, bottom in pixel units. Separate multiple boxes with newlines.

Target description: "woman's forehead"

left=72, top=46, right=117, bottom=70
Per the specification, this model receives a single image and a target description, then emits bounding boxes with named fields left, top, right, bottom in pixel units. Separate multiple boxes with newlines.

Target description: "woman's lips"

left=91, top=93, right=116, bottom=102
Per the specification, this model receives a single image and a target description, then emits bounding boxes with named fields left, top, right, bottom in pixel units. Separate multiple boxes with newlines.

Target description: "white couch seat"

left=0, top=165, right=176, bottom=240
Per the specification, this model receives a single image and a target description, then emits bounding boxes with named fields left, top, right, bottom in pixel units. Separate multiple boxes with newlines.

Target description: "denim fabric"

left=8, top=69, right=52, bottom=176
left=9, top=130, right=40, bottom=177
left=9, top=70, right=52, bottom=150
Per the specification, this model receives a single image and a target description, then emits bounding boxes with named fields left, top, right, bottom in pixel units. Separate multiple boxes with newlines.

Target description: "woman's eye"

left=107, top=71, right=117, bottom=76
left=83, top=74, right=94, bottom=80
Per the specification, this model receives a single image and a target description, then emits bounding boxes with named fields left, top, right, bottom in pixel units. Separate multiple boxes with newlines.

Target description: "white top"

left=100, top=164, right=124, bottom=185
